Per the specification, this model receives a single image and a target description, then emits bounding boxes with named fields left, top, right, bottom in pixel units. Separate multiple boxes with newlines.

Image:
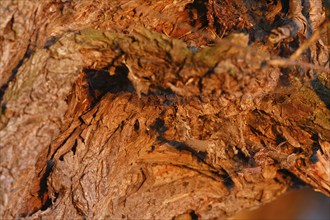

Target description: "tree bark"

left=0, top=0, right=329, bottom=219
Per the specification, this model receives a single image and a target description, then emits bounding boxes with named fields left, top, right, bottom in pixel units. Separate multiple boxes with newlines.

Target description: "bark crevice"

left=0, top=1, right=329, bottom=219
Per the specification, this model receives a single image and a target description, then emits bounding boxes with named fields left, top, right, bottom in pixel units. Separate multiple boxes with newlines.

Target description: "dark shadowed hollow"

left=0, top=0, right=329, bottom=219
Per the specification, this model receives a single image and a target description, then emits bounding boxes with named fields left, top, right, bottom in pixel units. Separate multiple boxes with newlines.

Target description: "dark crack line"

left=0, top=47, right=33, bottom=102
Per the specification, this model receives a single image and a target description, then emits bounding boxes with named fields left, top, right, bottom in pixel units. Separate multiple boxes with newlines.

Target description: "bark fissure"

left=0, top=47, right=33, bottom=101
left=0, top=0, right=329, bottom=219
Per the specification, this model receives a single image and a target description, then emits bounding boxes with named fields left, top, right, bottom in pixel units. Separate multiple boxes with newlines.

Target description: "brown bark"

left=0, top=0, right=329, bottom=219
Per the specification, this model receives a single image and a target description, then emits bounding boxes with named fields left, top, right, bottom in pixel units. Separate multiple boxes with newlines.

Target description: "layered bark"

left=0, top=0, right=329, bottom=219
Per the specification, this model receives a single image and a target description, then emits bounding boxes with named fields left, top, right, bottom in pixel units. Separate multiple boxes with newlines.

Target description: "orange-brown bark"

left=0, top=0, right=329, bottom=219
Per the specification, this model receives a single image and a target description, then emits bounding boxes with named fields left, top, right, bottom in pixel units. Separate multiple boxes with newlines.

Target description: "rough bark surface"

left=0, top=0, right=329, bottom=219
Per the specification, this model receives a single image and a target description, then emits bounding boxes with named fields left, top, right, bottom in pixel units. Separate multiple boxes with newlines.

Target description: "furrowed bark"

left=0, top=0, right=329, bottom=219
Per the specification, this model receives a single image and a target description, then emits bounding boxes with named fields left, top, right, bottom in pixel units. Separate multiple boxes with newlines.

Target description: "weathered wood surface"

left=0, top=0, right=329, bottom=219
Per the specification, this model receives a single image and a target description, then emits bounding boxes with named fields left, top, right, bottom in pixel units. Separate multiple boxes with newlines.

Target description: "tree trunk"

left=0, top=0, right=329, bottom=219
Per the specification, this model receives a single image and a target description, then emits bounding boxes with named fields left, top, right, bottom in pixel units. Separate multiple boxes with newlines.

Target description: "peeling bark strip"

left=268, top=0, right=307, bottom=43
left=0, top=0, right=329, bottom=219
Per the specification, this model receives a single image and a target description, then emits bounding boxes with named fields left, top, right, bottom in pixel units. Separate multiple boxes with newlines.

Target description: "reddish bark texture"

left=0, top=0, right=329, bottom=219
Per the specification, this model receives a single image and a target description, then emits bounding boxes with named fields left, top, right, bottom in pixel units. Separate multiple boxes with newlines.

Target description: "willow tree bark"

left=0, top=0, right=329, bottom=219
